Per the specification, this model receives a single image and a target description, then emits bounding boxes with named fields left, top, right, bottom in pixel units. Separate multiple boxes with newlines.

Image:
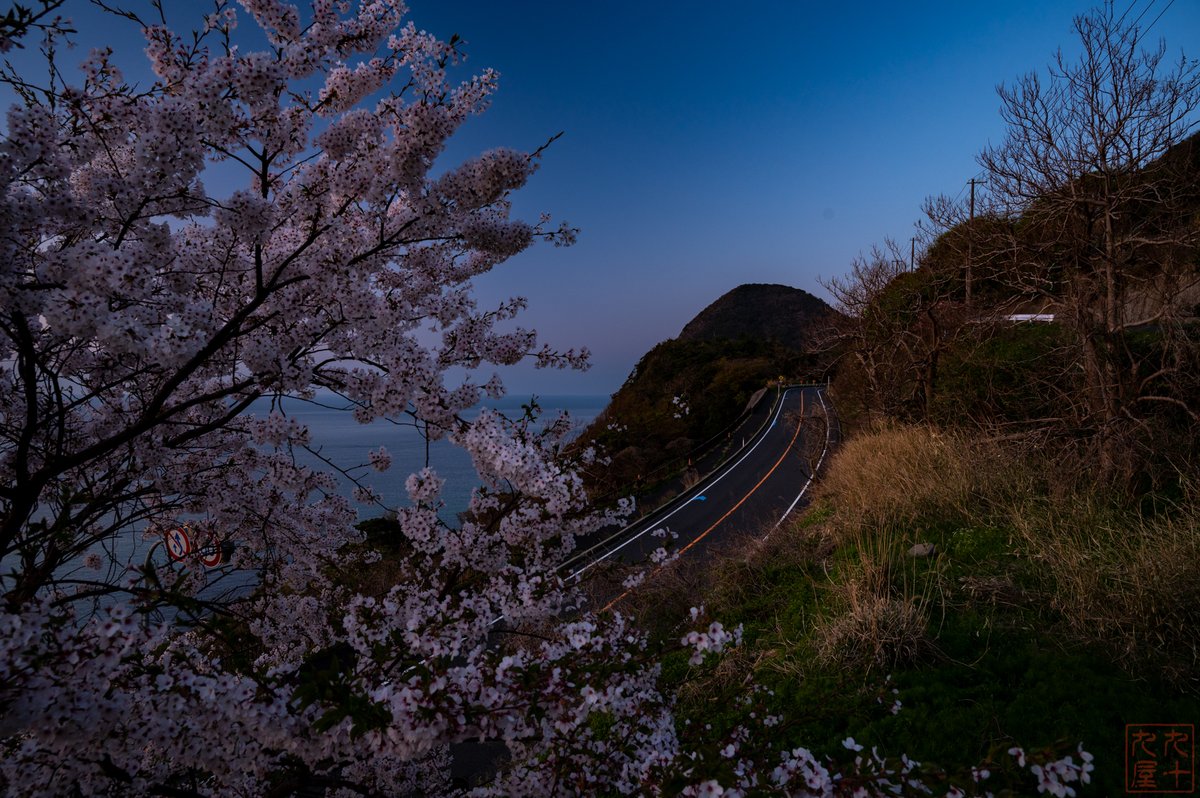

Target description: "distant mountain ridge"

left=678, top=283, right=837, bottom=350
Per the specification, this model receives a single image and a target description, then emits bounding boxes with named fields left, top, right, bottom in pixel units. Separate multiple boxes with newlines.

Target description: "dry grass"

left=1010, top=494, right=1200, bottom=690
left=815, top=423, right=1022, bottom=536
left=814, top=421, right=1200, bottom=688
left=957, top=573, right=1029, bottom=608
left=815, top=422, right=1200, bottom=687
left=799, top=424, right=981, bottom=673
left=809, top=519, right=938, bottom=673
left=812, top=578, right=931, bottom=672
left=676, top=644, right=766, bottom=706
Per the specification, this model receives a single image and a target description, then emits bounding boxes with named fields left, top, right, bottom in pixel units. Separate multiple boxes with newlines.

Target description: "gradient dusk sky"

left=6, top=1, right=1198, bottom=397
left=406, top=0, right=1199, bottom=396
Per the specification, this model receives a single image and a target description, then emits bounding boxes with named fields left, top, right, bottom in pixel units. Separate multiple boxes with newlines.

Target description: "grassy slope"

left=632, top=425, right=1199, bottom=795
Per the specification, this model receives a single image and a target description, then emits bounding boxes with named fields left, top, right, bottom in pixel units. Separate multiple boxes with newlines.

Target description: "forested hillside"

left=826, top=127, right=1200, bottom=491
left=678, top=283, right=836, bottom=351
left=574, top=284, right=836, bottom=499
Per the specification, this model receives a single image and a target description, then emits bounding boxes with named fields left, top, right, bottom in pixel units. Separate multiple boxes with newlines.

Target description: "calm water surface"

left=265, top=393, right=609, bottom=521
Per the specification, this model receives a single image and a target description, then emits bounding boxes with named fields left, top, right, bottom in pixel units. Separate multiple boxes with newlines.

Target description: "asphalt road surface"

left=564, top=385, right=837, bottom=593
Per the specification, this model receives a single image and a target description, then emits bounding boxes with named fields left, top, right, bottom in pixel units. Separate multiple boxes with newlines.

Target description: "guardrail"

left=560, top=384, right=829, bottom=576
left=580, top=383, right=783, bottom=513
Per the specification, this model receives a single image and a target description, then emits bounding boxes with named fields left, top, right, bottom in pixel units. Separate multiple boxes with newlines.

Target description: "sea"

left=255, top=393, right=610, bottom=522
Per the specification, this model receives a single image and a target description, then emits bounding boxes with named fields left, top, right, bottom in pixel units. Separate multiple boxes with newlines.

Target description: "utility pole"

left=910, top=236, right=916, bottom=271
left=966, top=178, right=985, bottom=306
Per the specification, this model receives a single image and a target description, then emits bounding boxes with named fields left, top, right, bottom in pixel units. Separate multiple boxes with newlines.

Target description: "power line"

left=1114, top=0, right=1142, bottom=27
left=1145, top=0, right=1176, bottom=36
left=1130, top=0, right=1158, bottom=31
left=1067, top=0, right=1178, bottom=107
left=1123, top=0, right=1176, bottom=44
left=949, top=180, right=968, bottom=206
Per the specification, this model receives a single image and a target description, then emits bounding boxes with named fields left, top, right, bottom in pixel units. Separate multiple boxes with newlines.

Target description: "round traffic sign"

left=165, top=526, right=192, bottom=561
left=198, top=544, right=223, bottom=567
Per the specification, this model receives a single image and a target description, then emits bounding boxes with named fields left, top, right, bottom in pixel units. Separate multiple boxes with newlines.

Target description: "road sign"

left=198, top=544, right=223, bottom=567
left=165, top=526, right=192, bottom=561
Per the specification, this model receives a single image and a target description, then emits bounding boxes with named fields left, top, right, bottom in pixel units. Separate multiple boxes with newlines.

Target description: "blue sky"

left=6, top=1, right=1198, bottom=396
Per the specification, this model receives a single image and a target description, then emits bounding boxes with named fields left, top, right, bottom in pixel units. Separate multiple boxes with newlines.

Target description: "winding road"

left=563, top=385, right=838, bottom=591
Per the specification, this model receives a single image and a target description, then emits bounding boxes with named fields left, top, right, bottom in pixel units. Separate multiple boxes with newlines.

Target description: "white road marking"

left=565, top=387, right=797, bottom=582
left=773, top=388, right=833, bottom=529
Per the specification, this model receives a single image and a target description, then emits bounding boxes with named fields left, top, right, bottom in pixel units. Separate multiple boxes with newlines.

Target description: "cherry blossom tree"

left=0, top=1, right=655, bottom=792
left=0, top=2, right=1092, bottom=795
